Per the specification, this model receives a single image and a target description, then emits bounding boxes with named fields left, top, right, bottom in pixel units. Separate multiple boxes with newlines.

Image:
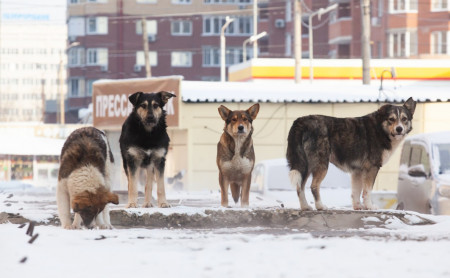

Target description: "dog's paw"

left=158, top=202, right=171, bottom=208
left=126, top=203, right=138, bottom=208
left=364, top=203, right=378, bottom=210
left=98, top=224, right=114, bottom=230
left=353, top=203, right=364, bottom=210
left=64, top=224, right=81, bottom=230
left=142, top=202, right=154, bottom=208
left=63, top=224, right=74, bottom=230
left=301, top=205, right=313, bottom=211
left=315, top=203, right=328, bottom=211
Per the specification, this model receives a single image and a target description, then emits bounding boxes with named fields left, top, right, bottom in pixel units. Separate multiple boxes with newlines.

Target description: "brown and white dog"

left=57, top=127, right=119, bottom=229
left=286, top=98, right=416, bottom=211
left=217, top=104, right=260, bottom=207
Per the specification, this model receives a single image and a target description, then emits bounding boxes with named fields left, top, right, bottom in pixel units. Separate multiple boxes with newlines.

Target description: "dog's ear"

left=129, top=92, right=143, bottom=106
left=403, top=97, right=416, bottom=117
left=247, top=103, right=260, bottom=120
left=218, top=105, right=231, bottom=121
left=72, top=202, right=80, bottom=212
left=107, top=192, right=119, bottom=205
left=158, top=91, right=176, bottom=104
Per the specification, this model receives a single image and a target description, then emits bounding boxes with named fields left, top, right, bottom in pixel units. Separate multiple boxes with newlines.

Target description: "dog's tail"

left=230, top=183, right=240, bottom=203
left=286, top=122, right=308, bottom=189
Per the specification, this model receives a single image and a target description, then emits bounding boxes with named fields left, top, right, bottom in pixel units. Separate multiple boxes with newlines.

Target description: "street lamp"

left=58, top=41, right=80, bottom=124
left=220, top=16, right=234, bottom=82
left=308, top=3, right=338, bottom=83
left=242, top=31, right=267, bottom=62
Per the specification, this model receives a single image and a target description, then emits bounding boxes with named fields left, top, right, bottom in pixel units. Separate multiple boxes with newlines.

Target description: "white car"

left=250, top=158, right=352, bottom=208
left=397, top=131, right=450, bottom=215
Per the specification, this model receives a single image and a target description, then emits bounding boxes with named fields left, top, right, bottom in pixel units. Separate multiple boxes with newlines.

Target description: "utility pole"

left=361, top=0, right=371, bottom=85
left=41, top=79, right=46, bottom=122
left=220, top=16, right=234, bottom=82
left=308, top=4, right=337, bottom=83
left=141, top=18, right=152, bottom=78
left=58, top=54, right=64, bottom=124
left=294, top=0, right=302, bottom=84
left=253, top=0, right=258, bottom=59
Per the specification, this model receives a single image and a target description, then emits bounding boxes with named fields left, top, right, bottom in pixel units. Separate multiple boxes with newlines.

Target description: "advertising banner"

left=93, top=77, right=181, bottom=129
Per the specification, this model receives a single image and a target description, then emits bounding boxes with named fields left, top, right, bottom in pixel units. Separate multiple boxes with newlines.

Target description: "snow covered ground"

left=2, top=188, right=450, bottom=278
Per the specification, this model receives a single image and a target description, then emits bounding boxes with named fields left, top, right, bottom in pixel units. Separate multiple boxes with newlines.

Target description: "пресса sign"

left=92, top=77, right=181, bottom=129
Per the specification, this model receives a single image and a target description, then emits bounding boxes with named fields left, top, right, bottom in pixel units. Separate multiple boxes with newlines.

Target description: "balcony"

left=329, top=18, right=352, bottom=44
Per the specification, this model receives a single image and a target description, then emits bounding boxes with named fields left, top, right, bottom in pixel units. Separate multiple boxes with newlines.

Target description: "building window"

left=284, top=1, right=291, bottom=22
left=68, top=47, right=85, bottom=67
left=171, top=51, right=192, bottom=67
left=203, top=47, right=220, bottom=67
left=87, top=0, right=108, bottom=3
left=69, top=78, right=80, bottom=97
left=86, top=48, right=108, bottom=65
left=202, top=46, right=245, bottom=67
left=431, top=31, right=448, bottom=54
left=238, top=17, right=252, bottom=34
left=285, top=33, right=292, bottom=56
left=136, top=20, right=157, bottom=35
left=388, top=30, right=417, bottom=57
left=431, top=0, right=449, bottom=10
left=171, top=20, right=192, bottom=36
left=226, top=48, right=244, bottom=65
left=203, top=16, right=252, bottom=36
left=137, top=0, right=157, bottom=3
left=259, top=3, right=269, bottom=20
left=172, top=0, right=191, bottom=4
left=86, top=80, right=97, bottom=97
left=136, top=51, right=158, bottom=66
left=69, top=0, right=80, bottom=4
left=86, top=17, right=108, bottom=34
left=339, top=3, right=351, bottom=18
left=204, top=0, right=252, bottom=3
left=389, top=0, right=418, bottom=13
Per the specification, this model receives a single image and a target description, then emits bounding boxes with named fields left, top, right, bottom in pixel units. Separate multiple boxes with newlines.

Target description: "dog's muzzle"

left=145, top=115, right=156, bottom=124
left=392, top=125, right=405, bottom=140
left=238, top=125, right=245, bottom=134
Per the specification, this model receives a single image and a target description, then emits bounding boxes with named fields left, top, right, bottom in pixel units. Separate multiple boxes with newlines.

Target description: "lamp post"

left=220, top=16, right=234, bottom=82
left=58, top=41, right=80, bottom=124
left=308, top=3, right=338, bottom=83
left=242, top=31, right=267, bottom=62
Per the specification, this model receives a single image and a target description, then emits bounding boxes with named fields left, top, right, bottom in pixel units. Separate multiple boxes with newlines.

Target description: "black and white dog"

left=119, top=91, right=176, bottom=208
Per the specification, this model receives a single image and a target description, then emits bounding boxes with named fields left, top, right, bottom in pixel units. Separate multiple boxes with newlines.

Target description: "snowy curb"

left=1, top=209, right=435, bottom=232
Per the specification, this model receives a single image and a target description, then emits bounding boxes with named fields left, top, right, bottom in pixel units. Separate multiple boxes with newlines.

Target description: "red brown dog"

left=216, top=104, right=260, bottom=207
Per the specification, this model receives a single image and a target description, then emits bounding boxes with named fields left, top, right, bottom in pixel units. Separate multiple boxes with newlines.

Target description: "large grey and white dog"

left=286, top=98, right=416, bottom=210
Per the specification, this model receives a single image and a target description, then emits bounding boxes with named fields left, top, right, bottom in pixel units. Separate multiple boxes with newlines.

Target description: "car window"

left=251, top=165, right=264, bottom=192
left=400, top=141, right=411, bottom=166
left=436, top=144, right=450, bottom=174
left=409, top=144, right=430, bottom=174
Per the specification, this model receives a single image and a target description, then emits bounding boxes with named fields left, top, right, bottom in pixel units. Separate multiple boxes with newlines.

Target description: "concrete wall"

left=180, top=101, right=450, bottom=192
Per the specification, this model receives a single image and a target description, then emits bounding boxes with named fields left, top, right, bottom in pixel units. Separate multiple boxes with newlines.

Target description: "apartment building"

left=262, top=0, right=330, bottom=59
left=0, top=1, right=67, bottom=122
left=65, top=0, right=449, bottom=123
left=328, top=0, right=450, bottom=58
left=66, top=0, right=263, bottom=116
left=263, top=0, right=449, bottom=59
